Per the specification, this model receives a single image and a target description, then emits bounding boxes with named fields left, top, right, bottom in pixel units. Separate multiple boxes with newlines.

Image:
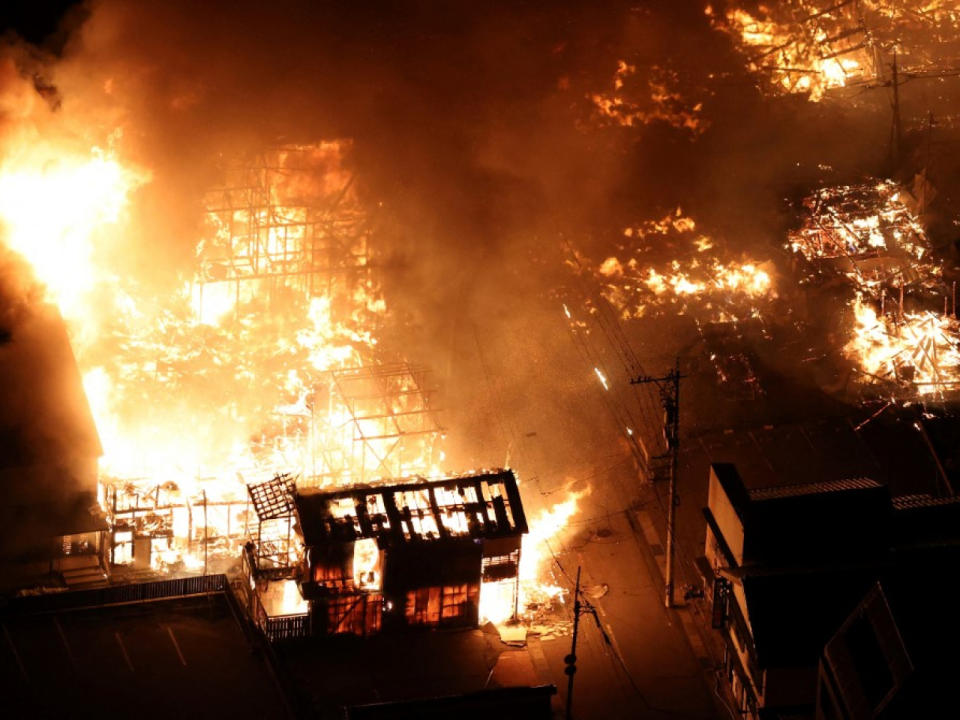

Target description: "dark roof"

left=0, top=587, right=291, bottom=718
left=690, top=416, right=944, bottom=500
left=294, top=470, right=527, bottom=547
left=710, top=464, right=892, bottom=566
left=0, top=303, right=101, bottom=472
left=891, top=493, right=960, bottom=510
left=891, top=493, right=960, bottom=547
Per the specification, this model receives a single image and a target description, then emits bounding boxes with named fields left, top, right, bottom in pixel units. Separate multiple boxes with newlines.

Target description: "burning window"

left=352, top=538, right=381, bottom=591
left=111, top=530, right=133, bottom=565
left=324, top=594, right=382, bottom=636
left=405, top=583, right=479, bottom=626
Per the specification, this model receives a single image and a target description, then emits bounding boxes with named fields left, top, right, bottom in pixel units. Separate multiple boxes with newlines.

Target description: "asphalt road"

left=527, top=457, right=727, bottom=720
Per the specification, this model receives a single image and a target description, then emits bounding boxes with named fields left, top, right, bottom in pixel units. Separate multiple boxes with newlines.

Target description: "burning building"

left=235, top=470, right=527, bottom=641
left=788, top=179, right=960, bottom=399
left=713, top=0, right=960, bottom=102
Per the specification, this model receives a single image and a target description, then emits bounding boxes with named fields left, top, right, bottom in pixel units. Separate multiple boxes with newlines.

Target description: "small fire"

left=590, top=61, right=707, bottom=134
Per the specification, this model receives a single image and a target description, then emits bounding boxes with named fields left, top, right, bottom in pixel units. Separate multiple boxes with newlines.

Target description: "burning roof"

left=294, top=470, right=528, bottom=547
left=787, top=179, right=940, bottom=294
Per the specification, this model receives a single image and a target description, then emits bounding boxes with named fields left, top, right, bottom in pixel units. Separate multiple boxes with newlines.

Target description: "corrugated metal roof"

left=748, top=477, right=881, bottom=501
left=892, top=493, right=960, bottom=510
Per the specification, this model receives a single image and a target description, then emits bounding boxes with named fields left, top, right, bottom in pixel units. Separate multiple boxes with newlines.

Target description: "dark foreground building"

left=698, top=463, right=960, bottom=719
left=0, top=304, right=107, bottom=591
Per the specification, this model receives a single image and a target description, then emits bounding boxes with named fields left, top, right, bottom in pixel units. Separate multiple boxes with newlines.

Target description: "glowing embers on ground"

left=845, top=295, right=960, bottom=397
left=590, top=61, right=709, bottom=135
left=593, top=209, right=775, bottom=323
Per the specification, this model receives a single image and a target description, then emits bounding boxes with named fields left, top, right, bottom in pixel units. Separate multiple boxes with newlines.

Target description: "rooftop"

left=294, top=470, right=528, bottom=547
left=0, top=583, right=291, bottom=718
left=748, top=477, right=881, bottom=502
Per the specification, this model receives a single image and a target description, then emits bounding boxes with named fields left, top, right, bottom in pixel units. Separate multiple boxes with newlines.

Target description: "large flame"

left=0, top=134, right=449, bottom=571
left=0, top=142, right=146, bottom=320
left=845, top=295, right=960, bottom=397
left=479, top=487, right=588, bottom=625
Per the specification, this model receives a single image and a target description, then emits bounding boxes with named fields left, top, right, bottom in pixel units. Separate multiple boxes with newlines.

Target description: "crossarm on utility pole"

left=631, top=357, right=683, bottom=608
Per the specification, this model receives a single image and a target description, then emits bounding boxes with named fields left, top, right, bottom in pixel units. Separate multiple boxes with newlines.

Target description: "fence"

left=264, top=613, right=310, bottom=642
left=239, top=544, right=310, bottom=643
left=5, top=574, right=229, bottom=614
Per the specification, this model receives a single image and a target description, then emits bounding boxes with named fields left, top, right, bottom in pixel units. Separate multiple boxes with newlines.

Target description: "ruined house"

left=293, top=470, right=527, bottom=636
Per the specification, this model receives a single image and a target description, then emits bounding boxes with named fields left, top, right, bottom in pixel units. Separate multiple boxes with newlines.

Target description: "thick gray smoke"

left=0, top=0, right=909, bottom=489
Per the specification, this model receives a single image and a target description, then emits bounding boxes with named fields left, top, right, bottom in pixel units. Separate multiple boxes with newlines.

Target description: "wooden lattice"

left=247, top=475, right=296, bottom=521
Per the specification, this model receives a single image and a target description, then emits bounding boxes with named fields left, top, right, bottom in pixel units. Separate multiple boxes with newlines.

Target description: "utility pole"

left=632, top=357, right=683, bottom=608
left=563, top=565, right=610, bottom=719
left=890, top=50, right=903, bottom=166
left=564, top=566, right=582, bottom=720
left=203, top=489, right=208, bottom=576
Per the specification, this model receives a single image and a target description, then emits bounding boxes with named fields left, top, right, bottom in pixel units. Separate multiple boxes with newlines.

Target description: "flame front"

left=479, top=488, right=587, bottom=625
left=593, top=210, right=775, bottom=323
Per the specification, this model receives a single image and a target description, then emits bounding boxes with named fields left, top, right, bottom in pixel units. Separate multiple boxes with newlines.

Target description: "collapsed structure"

left=95, top=144, right=442, bottom=575
left=713, top=0, right=960, bottom=101
left=237, top=470, right=528, bottom=641
left=788, top=179, right=960, bottom=398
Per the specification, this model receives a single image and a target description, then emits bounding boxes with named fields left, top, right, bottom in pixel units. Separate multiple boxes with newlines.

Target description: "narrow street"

left=535, top=472, right=725, bottom=719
